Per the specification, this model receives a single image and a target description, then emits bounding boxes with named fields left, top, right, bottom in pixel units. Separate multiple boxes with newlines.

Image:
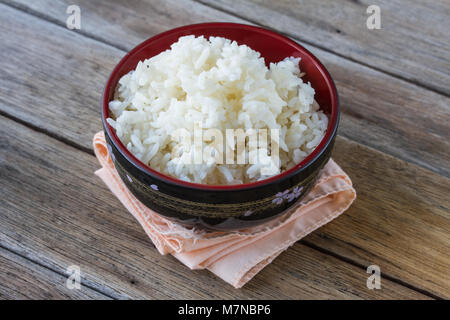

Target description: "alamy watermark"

left=366, top=5, right=381, bottom=29
left=170, top=124, right=281, bottom=175
left=66, top=5, right=81, bottom=30
left=66, top=265, right=81, bottom=290
left=366, top=265, right=381, bottom=290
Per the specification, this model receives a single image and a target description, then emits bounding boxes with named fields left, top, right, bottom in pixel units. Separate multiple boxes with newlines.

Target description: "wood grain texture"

left=0, top=116, right=428, bottom=299
left=199, top=0, right=450, bottom=95
left=1, top=0, right=449, bottom=177
left=0, top=247, right=109, bottom=299
left=0, top=0, right=448, bottom=299
left=307, top=137, right=450, bottom=298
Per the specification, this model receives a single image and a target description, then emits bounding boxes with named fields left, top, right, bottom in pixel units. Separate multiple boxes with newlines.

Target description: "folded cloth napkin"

left=93, top=131, right=356, bottom=288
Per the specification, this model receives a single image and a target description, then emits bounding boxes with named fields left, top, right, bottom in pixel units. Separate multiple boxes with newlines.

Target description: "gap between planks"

left=0, top=0, right=130, bottom=53
left=0, top=244, right=116, bottom=299
left=300, top=240, right=442, bottom=300
left=0, top=110, right=94, bottom=156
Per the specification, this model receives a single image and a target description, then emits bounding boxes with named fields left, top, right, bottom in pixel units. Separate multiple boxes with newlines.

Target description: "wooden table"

left=0, top=0, right=449, bottom=300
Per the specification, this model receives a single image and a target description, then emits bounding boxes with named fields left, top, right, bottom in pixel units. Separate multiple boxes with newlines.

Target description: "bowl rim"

left=102, top=22, right=339, bottom=191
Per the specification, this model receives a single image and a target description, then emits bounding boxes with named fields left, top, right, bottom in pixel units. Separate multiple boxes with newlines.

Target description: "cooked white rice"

left=107, top=35, right=328, bottom=185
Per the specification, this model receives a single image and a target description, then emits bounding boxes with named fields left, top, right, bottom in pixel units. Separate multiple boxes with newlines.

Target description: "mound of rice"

left=107, top=35, right=328, bottom=185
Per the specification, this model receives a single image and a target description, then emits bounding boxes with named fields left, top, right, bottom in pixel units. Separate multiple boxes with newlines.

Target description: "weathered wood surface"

left=0, top=247, right=109, bottom=299
left=308, top=138, right=450, bottom=298
left=0, top=0, right=448, bottom=299
left=0, top=116, right=429, bottom=299
left=7, top=0, right=450, bottom=96
left=199, top=0, right=450, bottom=96
left=2, top=0, right=449, bottom=177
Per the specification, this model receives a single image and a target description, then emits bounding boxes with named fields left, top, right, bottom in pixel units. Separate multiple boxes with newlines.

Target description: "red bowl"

left=102, top=23, right=339, bottom=230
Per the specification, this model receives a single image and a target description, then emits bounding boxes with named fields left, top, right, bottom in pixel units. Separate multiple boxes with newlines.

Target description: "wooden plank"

left=199, top=0, right=450, bottom=96
left=0, top=247, right=109, bottom=299
left=1, top=0, right=243, bottom=51
left=0, top=116, right=428, bottom=299
left=7, top=0, right=450, bottom=95
left=1, top=1, right=449, bottom=177
left=307, top=137, right=450, bottom=298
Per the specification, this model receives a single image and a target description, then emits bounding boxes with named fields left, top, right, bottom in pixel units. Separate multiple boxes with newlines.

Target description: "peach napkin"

left=93, top=131, right=356, bottom=288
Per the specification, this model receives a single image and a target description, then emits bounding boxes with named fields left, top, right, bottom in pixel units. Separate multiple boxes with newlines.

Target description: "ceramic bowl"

left=102, top=23, right=339, bottom=230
